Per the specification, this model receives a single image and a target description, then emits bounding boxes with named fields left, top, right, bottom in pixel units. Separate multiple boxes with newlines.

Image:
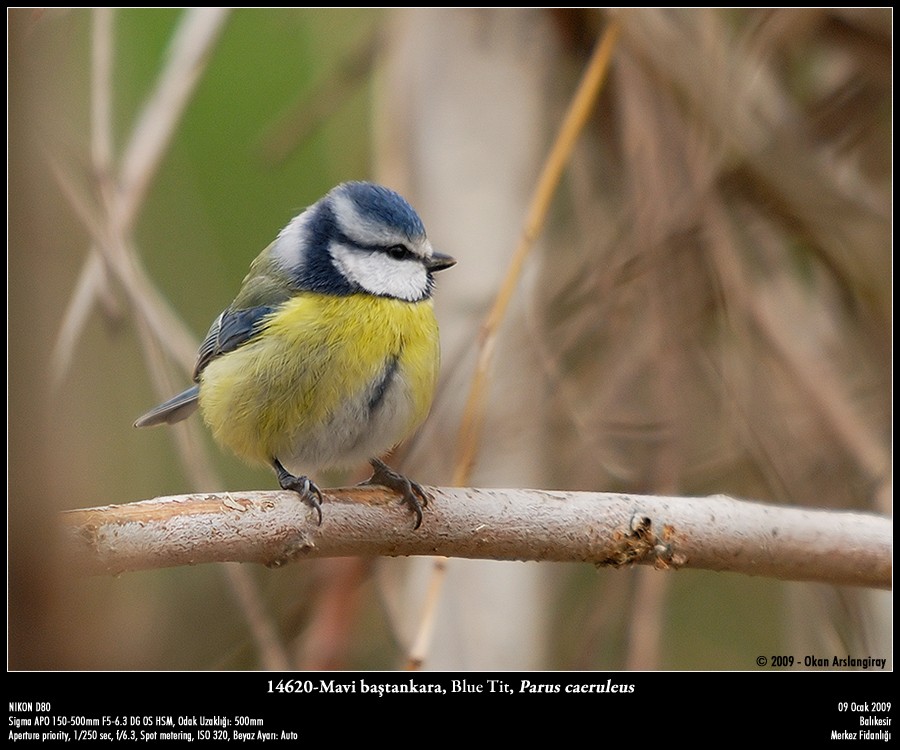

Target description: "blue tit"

left=135, top=181, right=455, bottom=528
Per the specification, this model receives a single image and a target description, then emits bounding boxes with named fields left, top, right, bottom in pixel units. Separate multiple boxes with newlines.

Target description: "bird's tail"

left=133, top=385, right=200, bottom=427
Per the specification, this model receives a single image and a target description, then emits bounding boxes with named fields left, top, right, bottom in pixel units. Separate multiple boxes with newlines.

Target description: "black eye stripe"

left=385, top=244, right=415, bottom=261
left=332, top=228, right=421, bottom=262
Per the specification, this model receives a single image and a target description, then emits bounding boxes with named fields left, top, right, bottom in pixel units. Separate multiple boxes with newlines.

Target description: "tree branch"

left=61, top=488, right=891, bottom=589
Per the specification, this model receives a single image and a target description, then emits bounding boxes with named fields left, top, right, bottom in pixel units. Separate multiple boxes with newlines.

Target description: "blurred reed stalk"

left=50, top=8, right=290, bottom=670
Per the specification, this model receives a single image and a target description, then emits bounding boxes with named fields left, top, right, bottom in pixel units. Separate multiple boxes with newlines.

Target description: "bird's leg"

left=361, top=457, right=429, bottom=529
left=272, top=458, right=323, bottom=525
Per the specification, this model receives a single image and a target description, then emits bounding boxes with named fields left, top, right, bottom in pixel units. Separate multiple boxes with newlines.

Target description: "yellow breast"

left=198, top=293, right=440, bottom=471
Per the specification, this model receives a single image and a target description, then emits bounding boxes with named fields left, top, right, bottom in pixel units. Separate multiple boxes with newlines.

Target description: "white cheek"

left=330, top=243, right=428, bottom=301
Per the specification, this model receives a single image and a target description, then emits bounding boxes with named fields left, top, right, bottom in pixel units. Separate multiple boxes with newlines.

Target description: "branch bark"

left=61, top=488, right=891, bottom=589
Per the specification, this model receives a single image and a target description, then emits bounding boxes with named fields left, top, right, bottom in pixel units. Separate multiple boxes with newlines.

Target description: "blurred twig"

left=118, top=8, right=230, bottom=224
left=221, top=562, right=291, bottom=671
left=50, top=8, right=290, bottom=671
left=528, top=8, right=890, bottom=668
left=405, top=17, right=622, bottom=671
left=403, top=556, right=447, bottom=671
left=61, top=486, right=892, bottom=590
left=452, top=19, right=621, bottom=485
left=704, top=197, right=890, bottom=491
left=51, top=8, right=229, bottom=385
left=258, top=29, right=380, bottom=165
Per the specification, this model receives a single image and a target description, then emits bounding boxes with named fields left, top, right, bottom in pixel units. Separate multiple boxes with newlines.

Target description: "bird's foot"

left=361, top=458, right=429, bottom=529
left=273, top=458, right=323, bottom=525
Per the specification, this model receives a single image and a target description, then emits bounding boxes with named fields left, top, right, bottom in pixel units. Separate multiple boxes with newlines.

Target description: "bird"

left=134, top=181, right=455, bottom=528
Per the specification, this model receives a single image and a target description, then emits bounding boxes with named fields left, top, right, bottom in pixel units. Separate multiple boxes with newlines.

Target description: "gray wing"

left=192, top=306, right=276, bottom=380
left=134, top=305, right=275, bottom=428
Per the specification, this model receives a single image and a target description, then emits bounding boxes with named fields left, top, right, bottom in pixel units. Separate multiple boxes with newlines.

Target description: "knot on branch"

left=597, top=513, right=688, bottom=571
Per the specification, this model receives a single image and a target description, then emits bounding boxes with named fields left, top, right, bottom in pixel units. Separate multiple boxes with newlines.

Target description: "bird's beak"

left=427, top=251, right=457, bottom=272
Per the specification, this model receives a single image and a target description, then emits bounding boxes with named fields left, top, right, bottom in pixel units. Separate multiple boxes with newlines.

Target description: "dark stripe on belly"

left=368, top=355, right=399, bottom=414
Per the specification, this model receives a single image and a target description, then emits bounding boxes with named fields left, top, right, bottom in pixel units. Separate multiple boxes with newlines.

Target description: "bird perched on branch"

left=135, top=181, right=455, bottom=528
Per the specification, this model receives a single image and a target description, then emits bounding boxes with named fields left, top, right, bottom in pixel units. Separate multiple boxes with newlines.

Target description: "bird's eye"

left=386, top=245, right=412, bottom=261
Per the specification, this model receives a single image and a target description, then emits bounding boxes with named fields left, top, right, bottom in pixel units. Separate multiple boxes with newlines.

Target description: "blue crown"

left=337, top=182, right=426, bottom=240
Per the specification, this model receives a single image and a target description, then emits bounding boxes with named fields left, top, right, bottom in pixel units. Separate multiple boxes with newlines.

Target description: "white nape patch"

left=270, top=208, right=313, bottom=272
left=330, top=242, right=429, bottom=301
left=332, top=191, right=432, bottom=259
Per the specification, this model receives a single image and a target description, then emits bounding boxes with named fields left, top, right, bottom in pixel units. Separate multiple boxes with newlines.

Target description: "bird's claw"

left=362, top=457, right=429, bottom=529
left=273, top=459, right=324, bottom=525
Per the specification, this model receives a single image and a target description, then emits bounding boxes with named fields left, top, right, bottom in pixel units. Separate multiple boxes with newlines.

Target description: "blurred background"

left=9, top=8, right=891, bottom=670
